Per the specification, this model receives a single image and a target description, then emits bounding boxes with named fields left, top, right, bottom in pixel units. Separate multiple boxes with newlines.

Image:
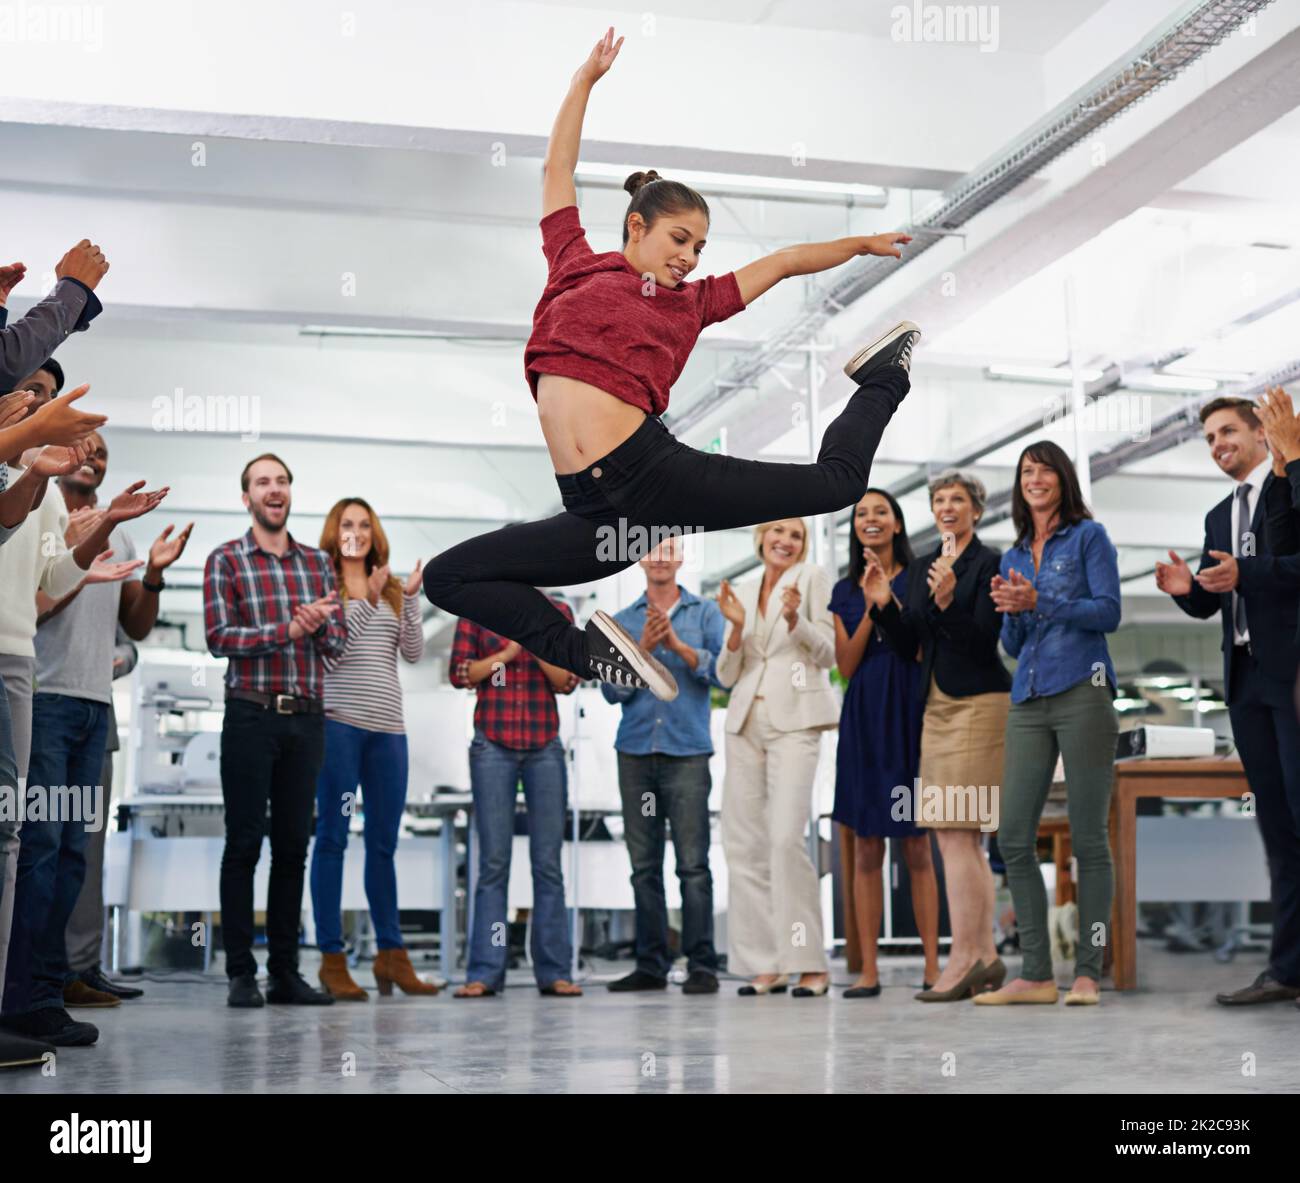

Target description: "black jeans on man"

left=616, top=752, right=717, bottom=979
left=1229, top=646, right=1300, bottom=985
left=219, top=698, right=325, bottom=980
left=424, top=369, right=908, bottom=676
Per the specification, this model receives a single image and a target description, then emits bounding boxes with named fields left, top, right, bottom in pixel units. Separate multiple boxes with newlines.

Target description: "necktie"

left=1233, top=482, right=1250, bottom=639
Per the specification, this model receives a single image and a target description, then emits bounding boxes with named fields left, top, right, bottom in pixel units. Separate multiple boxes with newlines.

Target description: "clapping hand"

left=405, top=560, right=423, bottom=596
left=366, top=563, right=391, bottom=606
left=107, top=480, right=168, bottom=524
left=148, top=523, right=194, bottom=572
left=1195, top=550, right=1239, bottom=594
left=926, top=556, right=956, bottom=610
left=989, top=568, right=1037, bottom=613
left=0, top=389, right=34, bottom=428
left=717, top=579, right=745, bottom=627
left=289, top=592, right=339, bottom=639
left=84, top=549, right=144, bottom=586
left=780, top=585, right=801, bottom=632
left=1153, top=550, right=1194, bottom=597
left=861, top=550, right=892, bottom=608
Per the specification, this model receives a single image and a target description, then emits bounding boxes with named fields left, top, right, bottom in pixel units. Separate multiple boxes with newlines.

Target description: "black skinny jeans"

left=218, top=699, right=325, bottom=980
left=424, top=368, right=909, bottom=675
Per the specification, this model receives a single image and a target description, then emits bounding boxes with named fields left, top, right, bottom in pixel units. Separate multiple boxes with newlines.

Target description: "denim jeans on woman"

left=466, top=729, right=571, bottom=989
left=310, top=718, right=410, bottom=954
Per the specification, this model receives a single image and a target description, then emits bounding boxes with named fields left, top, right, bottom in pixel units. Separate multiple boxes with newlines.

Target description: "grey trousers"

left=65, top=746, right=114, bottom=973
left=0, top=655, right=36, bottom=1006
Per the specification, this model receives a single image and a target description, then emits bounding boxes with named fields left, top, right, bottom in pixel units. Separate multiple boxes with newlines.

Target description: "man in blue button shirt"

left=600, top=538, right=725, bottom=995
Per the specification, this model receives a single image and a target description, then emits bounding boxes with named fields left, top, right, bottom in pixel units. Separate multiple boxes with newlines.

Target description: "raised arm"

left=542, top=28, right=624, bottom=219
left=733, top=231, right=913, bottom=306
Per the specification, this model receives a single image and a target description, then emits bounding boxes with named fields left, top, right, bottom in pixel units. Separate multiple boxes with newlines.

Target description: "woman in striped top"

left=310, top=498, right=436, bottom=1000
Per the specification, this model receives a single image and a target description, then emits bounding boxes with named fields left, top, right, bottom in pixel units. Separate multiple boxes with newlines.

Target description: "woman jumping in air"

left=423, top=26, right=921, bottom=701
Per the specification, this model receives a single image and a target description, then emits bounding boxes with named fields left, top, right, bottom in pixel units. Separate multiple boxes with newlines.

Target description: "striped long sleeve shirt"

left=322, top=592, right=424, bottom=733
left=203, top=529, right=346, bottom=700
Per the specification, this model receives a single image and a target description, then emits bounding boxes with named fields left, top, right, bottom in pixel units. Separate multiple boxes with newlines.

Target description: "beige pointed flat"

left=1064, top=988, right=1100, bottom=1006
left=972, top=983, right=1059, bottom=1005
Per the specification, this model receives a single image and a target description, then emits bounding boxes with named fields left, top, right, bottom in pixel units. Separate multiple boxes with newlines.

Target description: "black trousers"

left=218, top=699, right=325, bottom=980
left=424, top=368, right=909, bottom=674
left=1228, top=646, right=1300, bottom=985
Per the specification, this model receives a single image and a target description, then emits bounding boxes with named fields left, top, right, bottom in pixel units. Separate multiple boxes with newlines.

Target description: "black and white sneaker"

left=844, top=321, right=921, bottom=385
left=585, top=610, right=679, bottom=701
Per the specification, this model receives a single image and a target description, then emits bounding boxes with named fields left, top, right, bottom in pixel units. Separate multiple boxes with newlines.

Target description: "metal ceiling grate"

left=670, top=0, right=1277, bottom=435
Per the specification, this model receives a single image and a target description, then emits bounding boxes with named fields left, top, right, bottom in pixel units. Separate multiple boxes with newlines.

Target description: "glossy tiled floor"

left=4, top=945, right=1297, bottom=1093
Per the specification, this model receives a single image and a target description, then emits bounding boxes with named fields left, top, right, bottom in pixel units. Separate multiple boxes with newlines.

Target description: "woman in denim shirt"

left=975, top=441, right=1121, bottom=1008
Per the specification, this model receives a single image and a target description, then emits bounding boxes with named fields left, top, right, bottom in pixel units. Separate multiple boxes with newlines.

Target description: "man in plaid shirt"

left=203, top=453, right=344, bottom=1009
left=449, top=592, right=584, bottom=997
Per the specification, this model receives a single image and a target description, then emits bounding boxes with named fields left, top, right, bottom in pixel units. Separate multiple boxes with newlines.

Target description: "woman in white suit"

left=716, top=518, right=840, bottom=997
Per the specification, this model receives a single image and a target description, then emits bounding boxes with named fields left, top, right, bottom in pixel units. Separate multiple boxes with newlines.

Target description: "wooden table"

left=1108, top=757, right=1248, bottom=990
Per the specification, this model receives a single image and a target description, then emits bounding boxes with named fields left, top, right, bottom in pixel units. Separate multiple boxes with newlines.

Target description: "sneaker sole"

left=590, top=609, right=679, bottom=701
left=843, top=320, right=921, bottom=381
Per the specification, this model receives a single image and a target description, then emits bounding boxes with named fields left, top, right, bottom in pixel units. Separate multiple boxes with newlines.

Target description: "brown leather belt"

left=227, top=689, right=323, bottom=715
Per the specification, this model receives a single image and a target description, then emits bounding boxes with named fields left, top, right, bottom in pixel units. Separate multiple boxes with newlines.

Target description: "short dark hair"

left=1199, top=396, right=1260, bottom=430
left=37, top=357, right=64, bottom=393
left=621, top=170, right=710, bottom=248
left=1010, top=440, right=1093, bottom=545
left=240, top=452, right=293, bottom=492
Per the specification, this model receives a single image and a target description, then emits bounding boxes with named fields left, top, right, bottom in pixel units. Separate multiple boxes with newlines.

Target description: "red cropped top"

left=523, top=204, right=747, bottom=417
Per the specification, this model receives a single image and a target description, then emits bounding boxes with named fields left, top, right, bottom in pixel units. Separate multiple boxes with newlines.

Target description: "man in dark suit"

left=1156, top=397, right=1300, bottom=1008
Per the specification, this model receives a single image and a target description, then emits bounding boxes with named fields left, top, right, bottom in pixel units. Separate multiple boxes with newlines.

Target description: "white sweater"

left=0, top=471, right=86, bottom=658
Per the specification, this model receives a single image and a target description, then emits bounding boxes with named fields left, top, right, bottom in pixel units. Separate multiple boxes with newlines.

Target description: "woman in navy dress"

left=830, top=488, right=939, bottom=996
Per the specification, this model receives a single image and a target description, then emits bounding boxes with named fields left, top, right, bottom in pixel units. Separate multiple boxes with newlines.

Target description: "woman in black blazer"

left=863, top=470, right=1012, bottom=1001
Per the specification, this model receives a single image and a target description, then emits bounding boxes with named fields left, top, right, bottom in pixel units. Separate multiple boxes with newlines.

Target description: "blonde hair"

left=752, top=518, right=810, bottom=565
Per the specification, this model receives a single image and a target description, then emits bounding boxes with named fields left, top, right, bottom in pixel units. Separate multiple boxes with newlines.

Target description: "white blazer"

left=716, top=561, right=840, bottom=735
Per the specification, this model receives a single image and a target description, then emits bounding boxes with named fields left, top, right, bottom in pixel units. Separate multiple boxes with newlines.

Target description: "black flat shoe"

left=738, top=976, right=788, bottom=996
left=792, top=978, right=829, bottom=997
left=0, top=1007, right=98, bottom=1046
left=79, top=965, right=144, bottom=1000
left=227, top=974, right=264, bottom=1008
left=682, top=970, right=719, bottom=995
left=843, top=983, right=882, bottom=999
left=266, top=972, right=335, bottom=1005
left=607, top=970, right=668, bottom=992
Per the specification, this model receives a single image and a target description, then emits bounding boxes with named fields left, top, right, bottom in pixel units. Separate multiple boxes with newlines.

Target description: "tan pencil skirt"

left=917, top=676, right=1010, bottom=831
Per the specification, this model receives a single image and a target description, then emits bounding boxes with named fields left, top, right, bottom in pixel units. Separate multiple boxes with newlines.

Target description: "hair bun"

left=623, top=169, right=662, bottom=195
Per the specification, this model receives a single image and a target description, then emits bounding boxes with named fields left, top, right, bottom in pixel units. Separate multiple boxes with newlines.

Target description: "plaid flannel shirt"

left=449, top=598, right=574, bottom=750
left=203, top=529, right=345, bottom=700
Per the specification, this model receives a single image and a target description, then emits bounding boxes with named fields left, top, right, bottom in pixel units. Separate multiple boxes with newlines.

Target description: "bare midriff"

left=536, top=373, right=648, bottom=475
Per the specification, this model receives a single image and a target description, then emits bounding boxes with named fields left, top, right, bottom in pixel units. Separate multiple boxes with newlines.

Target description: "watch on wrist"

left=142, top=574, right=165, bottom=593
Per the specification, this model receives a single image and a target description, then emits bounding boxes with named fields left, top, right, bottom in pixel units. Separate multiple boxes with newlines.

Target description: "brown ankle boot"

left=373, top=947, right=439, bottom=996
left=318, top=952, right=368, bottom=1001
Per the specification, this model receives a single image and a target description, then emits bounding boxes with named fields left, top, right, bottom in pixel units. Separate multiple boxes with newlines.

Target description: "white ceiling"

left=531, top=0, right=1110, bottom=52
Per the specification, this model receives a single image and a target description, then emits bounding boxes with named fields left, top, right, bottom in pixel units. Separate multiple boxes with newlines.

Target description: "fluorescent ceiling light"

left=1122, top=374, right=1218, bottom=394
left=573, top=161, right=887, bottom=206
left=986, top=364, right=1104, bottom=385
left=299, top=326, right=522, bottom=341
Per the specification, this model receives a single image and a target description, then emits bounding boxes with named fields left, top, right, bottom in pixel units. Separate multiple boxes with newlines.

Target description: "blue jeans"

left=1, top=693, right=108, bottom=1016
left=310, top=719, right=409, bottom=953
left=466, top=730, right=571, bottom=989
left=616, top=752, right=717, bottom=978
